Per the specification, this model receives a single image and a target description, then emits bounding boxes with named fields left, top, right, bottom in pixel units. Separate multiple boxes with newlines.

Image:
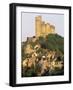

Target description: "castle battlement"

left=35, top=16, right=55, bottom=37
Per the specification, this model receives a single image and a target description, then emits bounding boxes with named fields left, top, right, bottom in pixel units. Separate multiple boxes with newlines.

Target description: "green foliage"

left=38, top=34, right=64, bottom=53
left=46, top=34, right=64, bottom=53
left=38, top=36, right=47, bottom=49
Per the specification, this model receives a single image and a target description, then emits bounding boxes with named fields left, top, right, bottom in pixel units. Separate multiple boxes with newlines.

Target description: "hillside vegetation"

left=22, top=34, right=64, bottom=77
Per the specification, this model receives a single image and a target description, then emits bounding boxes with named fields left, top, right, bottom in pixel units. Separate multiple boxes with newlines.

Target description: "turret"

left=50, top=25, right=55, bottom=34
left=41, top=21, right=46, bottom=36
left=45, top=23, right=51, bottom=35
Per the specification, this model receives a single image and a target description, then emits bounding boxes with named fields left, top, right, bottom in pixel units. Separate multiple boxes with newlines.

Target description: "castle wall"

left=35, top=16, right=55, bottom=37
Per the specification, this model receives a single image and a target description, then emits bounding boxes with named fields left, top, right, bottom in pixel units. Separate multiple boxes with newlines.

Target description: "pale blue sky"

left=21, top=12, right=64, bottom=41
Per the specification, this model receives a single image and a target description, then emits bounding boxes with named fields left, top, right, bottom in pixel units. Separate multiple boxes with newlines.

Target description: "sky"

left=21, top=12, right=64, bottom=41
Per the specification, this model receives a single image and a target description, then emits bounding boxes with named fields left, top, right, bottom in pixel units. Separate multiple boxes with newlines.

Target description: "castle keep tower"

left=35, top=16, right=55, bottom=37
left=35, top=16, right=42, bottom=37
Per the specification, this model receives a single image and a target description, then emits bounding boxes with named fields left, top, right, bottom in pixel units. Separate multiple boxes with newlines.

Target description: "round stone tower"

left=35, top=16, right=42, bottom=37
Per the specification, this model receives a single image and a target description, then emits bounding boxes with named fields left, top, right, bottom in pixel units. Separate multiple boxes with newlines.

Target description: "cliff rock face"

left=21, top=34, right=64, bottom=77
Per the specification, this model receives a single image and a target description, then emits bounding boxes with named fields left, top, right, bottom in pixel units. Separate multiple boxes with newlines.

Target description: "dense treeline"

left=38, top=34, right=64, bottom=53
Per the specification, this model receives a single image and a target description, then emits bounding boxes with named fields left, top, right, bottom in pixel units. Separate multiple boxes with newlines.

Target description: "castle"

left=35, top=16, right=55, bottom=37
